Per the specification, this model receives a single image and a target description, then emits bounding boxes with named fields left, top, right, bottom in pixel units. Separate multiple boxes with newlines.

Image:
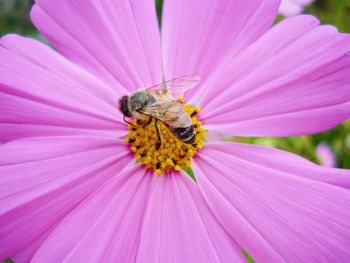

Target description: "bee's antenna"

left=123, top=115, right=136, bottom=127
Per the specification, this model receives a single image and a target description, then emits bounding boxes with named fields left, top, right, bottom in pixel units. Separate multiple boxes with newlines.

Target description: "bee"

left=119, top=75, right=200, bottom=150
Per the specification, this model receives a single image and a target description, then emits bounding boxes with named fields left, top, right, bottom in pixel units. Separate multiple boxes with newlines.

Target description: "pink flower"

left=1, top=0, right=350, bottom=262
left=316, top=143, right=336, bottom=167
left=279, top=0, right=315, bottom=16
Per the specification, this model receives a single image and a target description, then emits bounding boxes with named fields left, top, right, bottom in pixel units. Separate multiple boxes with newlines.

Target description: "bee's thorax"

left=129, top=92, right=151, bottom=112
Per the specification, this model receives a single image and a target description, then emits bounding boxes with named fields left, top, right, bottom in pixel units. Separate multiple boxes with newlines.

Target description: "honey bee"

left=119, top=75, right=200, bottom=150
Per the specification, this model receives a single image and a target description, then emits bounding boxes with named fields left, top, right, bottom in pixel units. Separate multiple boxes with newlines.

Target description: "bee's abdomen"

left=171, top=125, right=195, bottom=144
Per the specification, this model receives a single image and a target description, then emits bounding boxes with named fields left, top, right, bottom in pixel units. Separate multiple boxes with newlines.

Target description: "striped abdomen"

left=170, top=125, right=195, bottom=144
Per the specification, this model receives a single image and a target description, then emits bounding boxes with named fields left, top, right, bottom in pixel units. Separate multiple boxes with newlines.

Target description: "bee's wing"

left=139, top=99, right=192, bottom=128
left=147, top=75, right=200, bottom=99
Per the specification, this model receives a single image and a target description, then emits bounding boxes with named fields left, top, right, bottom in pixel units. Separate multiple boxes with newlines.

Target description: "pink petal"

left=31, top=0, right=162, bottom=91
left=31, top=167, right=153, bottom=262
left=0, top=124, right=121, bottom=143
left=11, top=224, right=57, bottom=263
left=200, top=15, right=350, bottom=136
left=0, top=136, right=132, bottom=260
left=200, top=142, right=350, bottom=188
left=279, top=0, right=303, bottom=16
left=30, top=171, right=244, bottom=262
left=0, top=136, right=126, bottom=165
left=205, top=130, right=224, bottom=142
left=193, top=142, right=350, bottom=262
left=0, top=35, right=125, bottom=141
left=162, top=0, right=280, bottom=102
left=293, top=0, right=315, bottom=4
left=136, top=172, right=245, bottom=263
left=279, top=0, right=315, bottom=17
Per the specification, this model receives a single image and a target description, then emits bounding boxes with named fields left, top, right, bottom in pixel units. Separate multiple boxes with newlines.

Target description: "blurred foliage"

left=0, top=0, right=36, bottom=36
left=242, top=249, right=255, bottom=263
left=156, top=0, right=163, bottom=26
left=306, top=0, right=350, bottom=33
left=0, top=0, right=349, bottom=263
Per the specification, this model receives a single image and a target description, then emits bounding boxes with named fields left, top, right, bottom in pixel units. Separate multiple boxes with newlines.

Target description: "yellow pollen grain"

left=125, top=98, right=206, bottom=175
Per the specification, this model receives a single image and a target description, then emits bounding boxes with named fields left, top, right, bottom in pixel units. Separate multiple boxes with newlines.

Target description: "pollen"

left=125, top=99, right=206, bottom=175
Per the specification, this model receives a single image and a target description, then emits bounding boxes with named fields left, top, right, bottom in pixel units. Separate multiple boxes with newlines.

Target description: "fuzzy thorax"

left=125, top=100, right=206, bottom=175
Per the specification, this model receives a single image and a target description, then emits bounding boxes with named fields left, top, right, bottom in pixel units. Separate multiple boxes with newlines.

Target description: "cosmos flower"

left=279, top=0, right=315, bottom=16
left=316, top=143, right=336, bottom=167
left=1, top=0, right=350, bottom=262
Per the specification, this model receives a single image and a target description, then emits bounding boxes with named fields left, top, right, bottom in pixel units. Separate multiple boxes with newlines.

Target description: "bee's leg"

left=155, top=119, right=162, bottom=150
left=142, top=116, right=153, bottom=129
left=123, top=115, right=136, bottom=127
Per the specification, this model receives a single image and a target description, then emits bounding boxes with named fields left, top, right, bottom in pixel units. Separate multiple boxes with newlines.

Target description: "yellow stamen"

left=125, top=98, right=206, bottom=175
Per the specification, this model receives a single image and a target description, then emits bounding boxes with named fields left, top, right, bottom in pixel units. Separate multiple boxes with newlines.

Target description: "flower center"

left=125, top=99, right=206, bottom=175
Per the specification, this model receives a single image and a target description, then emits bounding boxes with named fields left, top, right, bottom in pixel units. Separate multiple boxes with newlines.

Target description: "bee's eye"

left=120, top=96, right=131, bottom=117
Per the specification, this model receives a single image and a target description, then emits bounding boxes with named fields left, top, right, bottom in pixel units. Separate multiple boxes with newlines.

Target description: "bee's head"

left=119, top=95, right=132, bottom=117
